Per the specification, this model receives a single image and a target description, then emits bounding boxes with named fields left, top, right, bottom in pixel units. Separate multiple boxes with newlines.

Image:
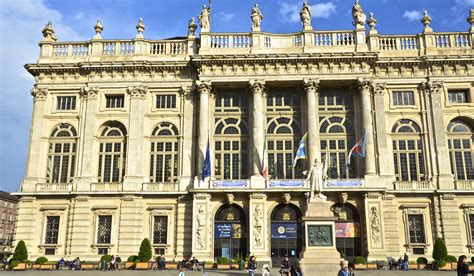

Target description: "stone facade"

left=0, top=191, right=18, bottom=259
left=14, top=2, right=474, bottom=269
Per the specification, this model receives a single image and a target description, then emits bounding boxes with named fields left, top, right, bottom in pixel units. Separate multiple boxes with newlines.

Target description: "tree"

left=137, top=238, right=152, bottom=262
left=12, top=240, right=28, bottom=261
left=432, top=237, right=448, bottom=268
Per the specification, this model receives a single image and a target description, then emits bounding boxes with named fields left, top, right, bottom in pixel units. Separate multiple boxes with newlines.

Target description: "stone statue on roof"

left=251, top=4, right=263, bottom=31
left=300, top=0, right=312, bottom=29
left=198, top=4, right=211, bottom=31
left=352, top=0, right=367, bottom=29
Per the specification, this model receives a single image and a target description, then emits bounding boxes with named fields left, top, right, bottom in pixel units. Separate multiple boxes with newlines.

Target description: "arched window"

left=447, top=120, right=474, bottom=180
left=391, top=119, right=425, bottom=181
left=98, top=121, right=127, bottom=183
left=214, top=117, right=248, bottom=179
left=150, top=122, right=180, bottom=183
left=214, top=204, right=247, bottom=259
left=267, top=117, right=302, bottom=179
left=331, top=203, right=361, bottom=261
left=320, top=116, right=355, bottom=179
left=270, top=204, right=303, bottom=264
left=47, top=123, right=77, bottom=183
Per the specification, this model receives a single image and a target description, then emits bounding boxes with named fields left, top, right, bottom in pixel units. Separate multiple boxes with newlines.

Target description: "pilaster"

left=117, top=195, right=143, bottom=256
left=192, top=193, right=213, bottom=261
left=439, top=194, right=463, bottom=254
left=303, top=79, right=321, bottom=169
left=248, top=193, right=269, bottom=263
left=179, top=86, right=195, bottom=190
left=364, top=192, right=386, bottom=260
left=196, top=81, right=212, bottom=187
left=249, top=81, right=266, bottom=188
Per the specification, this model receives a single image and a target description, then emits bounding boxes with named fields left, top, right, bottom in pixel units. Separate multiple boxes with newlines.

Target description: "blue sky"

left=0, top=0, right=473, bottom=192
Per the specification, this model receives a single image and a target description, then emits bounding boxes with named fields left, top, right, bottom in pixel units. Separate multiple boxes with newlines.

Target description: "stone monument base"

left=300, top=248, right=341, bottom=276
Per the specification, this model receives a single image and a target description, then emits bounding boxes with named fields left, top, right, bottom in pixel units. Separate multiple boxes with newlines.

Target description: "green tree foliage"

left=432, top=237, right=448, bottom=262
left=12, top=240, right=28, bottom=262
left=137, top=238, right=152, bottom=262
left=35, top=257, right=48, bottom=264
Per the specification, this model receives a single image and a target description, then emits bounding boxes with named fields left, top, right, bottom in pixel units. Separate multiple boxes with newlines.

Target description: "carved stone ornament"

left=188, top=17, right=197, bottom=36
left=357, top=77, right=373, bottom=92
left=300, top=0, right=312, bottom=28
left=31, top=87, right=48, bottom=101
left=282, top=193, right=291, bottom=204
left=251, top=4, right=264, bottom=31
left=198, top=5, right=211, bottom=31
left=420, top=10, right=432, bottom=29
left=197, top=81, right=212, bottom=95
left=372, top=82, right=387, bottom=95
left=249, top=80, right=265, bottom=95
left=352, top=0, right=367, bottom=29
left=308, top=225, right=333, bottom=246
left=253, top=204, right=263, bottom=248
left=367, top=12, right=377, bottom=31
left=94, top=19, right=104, bottom=38
left=136, top=18, right=145, bottom=35
left=41, top=21, right=57, bottom=41
left=369, top=206, right=382, bottom=247
left=127, top=86, right=148, bottom=98
left=339, top=192, right=349, bottom=204
left=226, top=194, right=234, bottom=205
left=468, top=9, right=474, bottom=31
left=303, top=79, right=320, bottom=94
left=195, top=205, right=206, bottom=249
left=420, top=80, right=444, bottom=94
left=80, top=84, right=99, bottom=99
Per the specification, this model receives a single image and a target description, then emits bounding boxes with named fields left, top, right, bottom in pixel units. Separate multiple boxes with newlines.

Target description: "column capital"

left=127, top=85, right=148, bottom=98
left=357, top=77, right=374, bottom=92
left=196, top=81, right=212, bottom=95
left=248, top=80, right=266, bottom=95
left=420, top=80, right=444, bottom=94
left=80, top=84, right=99, bottom=99
left=303, top=79, right=320, bottom=94
left=30, top=86, right=48, bottom=101
left=372, top=82, right=387, bottom=96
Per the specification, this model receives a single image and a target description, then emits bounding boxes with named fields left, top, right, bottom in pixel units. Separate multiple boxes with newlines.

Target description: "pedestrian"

left=262, top=264, right=270, bottom=276
left=178, top=267, right=186, bottom=276
left=109, top=255, right=115, bottom=271
left=348, top=266, right=355, bottom=276
left=397, top=257, right=403, bottom=270
left=337, top=261, right=350, bottom=276
left=190, top=256, right=199, bottom=270
left=457, top=255, right=473, bottom=276
left=159, top=254, right=166, bottom=270
left=115, top=255, right=121, bottom=270
left=247, top=255, right=256, bottom=276
left=280, top=255, right=290, bottom=276
left=402, top=253, right=408, bottom=271
left=151, top=256, right=158, bottom=271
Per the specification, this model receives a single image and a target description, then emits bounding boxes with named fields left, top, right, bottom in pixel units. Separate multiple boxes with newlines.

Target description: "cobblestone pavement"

left=0, top=269, right=454, bottom=276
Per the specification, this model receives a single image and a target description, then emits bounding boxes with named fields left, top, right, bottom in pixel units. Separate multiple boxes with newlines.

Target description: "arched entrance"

left=270, top=204, right=302, bottom=266
left=331, top=203, right=362, bottom=262
left=214, top=204, right=247, bottom=260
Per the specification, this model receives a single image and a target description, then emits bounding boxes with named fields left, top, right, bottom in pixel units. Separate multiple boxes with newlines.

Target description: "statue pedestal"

left=299, top=197, right=342, bottom=276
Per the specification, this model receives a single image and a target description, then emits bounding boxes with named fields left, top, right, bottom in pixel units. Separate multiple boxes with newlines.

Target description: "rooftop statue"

left=251, top=4, right=263, bottom=31
left=300, top=0, right=312, bottom=29
left=352, top=0, right=366, bottom=29
left=198, top=4, right=211, bottom=32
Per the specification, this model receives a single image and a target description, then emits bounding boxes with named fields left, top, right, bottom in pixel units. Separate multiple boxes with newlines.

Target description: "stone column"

left=192, top=193, right=212, bottom=261
left=420, top=81, right=453, bottom=189
left=77, top=85, right=99, bottom=191
left=249, top=81, right=266, bottom=187
left=372, top=83, right=392, bottom=180
left=123, top=86, right=148, bottom=191
left=248, top=193, right=269, bottom=263
left=303, top=79, right=321, bottom=169
left=22, top=87, right=48, bottom=192
left=179, top=86, right=195, bottom=190
left=357, top=78, right=376, bottom=176
left=196, top=82, right=212, bottom=186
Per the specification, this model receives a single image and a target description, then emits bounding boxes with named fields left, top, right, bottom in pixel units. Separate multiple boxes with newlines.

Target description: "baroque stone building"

left=0, top=191, right=18, bottom=260
left=14, top=0, right=474, bottom=269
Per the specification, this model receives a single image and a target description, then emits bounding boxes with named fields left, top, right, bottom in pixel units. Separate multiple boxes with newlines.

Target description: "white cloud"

left=216, top=11, right=235, bottom=22
left=74, top=11, right=85, bottom=20
left=280, top=1, right=336, bottom=22
left=311, top=2, right=336, bottom=19
left=402, top=10, right=422, bottom=22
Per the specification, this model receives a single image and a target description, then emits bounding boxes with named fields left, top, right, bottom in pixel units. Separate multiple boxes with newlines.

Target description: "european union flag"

left=293, top=133, right=307, bottom=167
left=202, top=138, right=211, bottom=181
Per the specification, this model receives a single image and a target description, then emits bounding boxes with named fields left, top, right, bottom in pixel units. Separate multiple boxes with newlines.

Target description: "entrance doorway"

left=270, top=204, right=302, bottom=266
left=214, top=204, right=247, bottom=260
left=331, top=203, right=362, bottom=262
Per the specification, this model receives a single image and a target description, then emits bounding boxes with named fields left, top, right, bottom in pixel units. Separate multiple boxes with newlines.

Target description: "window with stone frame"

left=47, top=124, right=77, bottom=184
left=447, top=120, right=474, bottom=180
left=150, top=122, right=179, bottom=183
left=105, top=95, right=124, bottom=108
left=155, top=94, right=177, bottom=109
left=96, top=215, right=112, bottom=244
left=153, top=216, right=168, bottom=244
left=320, top=116, right=356, bottom=179
left=318, top=90, right=353, bottom=112
left=448, top=89, right=469, bottom=104
left=392, top=119, right=426, bottom=181
left=214, top=92, right=249, bottom=180
left=408, top=214, right=426, bottom=244
left=98, top=122, right=127, bottom=183
left=392, top=91, right=415, bottom=106
left=469, top=214, right=474, bottom=243
left=44, top=216, right=60, bottom=244
left=56, top=96, right=77, bottom=110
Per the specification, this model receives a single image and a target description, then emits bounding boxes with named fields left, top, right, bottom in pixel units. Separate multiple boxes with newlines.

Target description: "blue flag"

left=293, top=133, right=307, bottom=167
left=202, top=138, right=211, bottom=181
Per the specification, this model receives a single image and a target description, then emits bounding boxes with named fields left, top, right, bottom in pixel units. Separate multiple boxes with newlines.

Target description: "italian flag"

left=261, top=137, right=268, bottom=179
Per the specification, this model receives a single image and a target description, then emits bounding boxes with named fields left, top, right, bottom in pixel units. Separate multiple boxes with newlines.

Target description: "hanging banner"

left=335, top=222, right=360, bottom=238
left=215, top=223, right=242, bottom=238
left=271, top=223, right=299, bottom=239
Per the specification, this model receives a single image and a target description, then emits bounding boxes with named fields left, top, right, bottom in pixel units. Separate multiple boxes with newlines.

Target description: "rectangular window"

left=448, top=89, right=469, bottom=104
left=98, top=248, right=108, bottom=255
left=470, top=214, right=474, bottom=243
left=44, top=216, right=60, bottom=244
left=408, top=214, right=425, bottom=244
left=156, top=94, right=176, bottom=109
left=153, top=216, right=168, bottom=244
left=57, top=96, right=76, bottom=110
left=96, top=215, right=112, bottom=244
left=44, top=248, right=56, bottom=255
left=105, top=95, right=124, bottom=108
left=392, top=91, right=415, bottom=106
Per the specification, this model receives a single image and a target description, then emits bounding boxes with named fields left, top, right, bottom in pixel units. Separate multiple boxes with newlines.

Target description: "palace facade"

left=14, top=1, right=474, bottom=267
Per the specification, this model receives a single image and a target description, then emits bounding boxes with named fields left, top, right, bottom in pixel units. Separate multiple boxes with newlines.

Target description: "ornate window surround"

left=388, top=89, right=418, bottom=110
left=461, top=204, right=474, bottom=253
left=91, top=207, right=117, bottom=249
left=400, top=203, right=430, bottom=254
left=51, top=93, right=79, bottom=114
left=147, top=206, right=174, bottom=253
left=38, top=206, right=66, bottom=250
left=99, top=91, right=128, bottom=112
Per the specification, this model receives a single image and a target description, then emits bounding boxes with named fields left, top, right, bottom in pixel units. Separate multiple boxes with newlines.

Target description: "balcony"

left=90, top=183, right=123, bottom=192
left=142, top=182, right=179, bottom=192
left=35, top=183, right=72, bottom=192
left=455, top=180, right=474, bottom=190
left=394, top=181, right=434, bottom=191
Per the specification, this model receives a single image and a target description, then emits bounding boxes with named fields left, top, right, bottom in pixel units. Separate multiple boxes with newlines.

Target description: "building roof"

left=0, top=191, right=19, bottom=203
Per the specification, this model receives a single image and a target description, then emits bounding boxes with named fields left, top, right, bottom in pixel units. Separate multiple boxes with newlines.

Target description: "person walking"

left=159, top=254, right=166, bottom=270
left=109, top=255, right=115, bottom=271
left=115, top=255, right=121, bottom=270
left=402, top=253, right=408, bottom=271
left=247, top=255, right=257, bottom=276
left=280, top=256, right=290, bottom=276
left=457, top=255, right=473, bottom=276
left=337, top=261, right=350, bottom=276
left=262, top=264, right=271, bottom=276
